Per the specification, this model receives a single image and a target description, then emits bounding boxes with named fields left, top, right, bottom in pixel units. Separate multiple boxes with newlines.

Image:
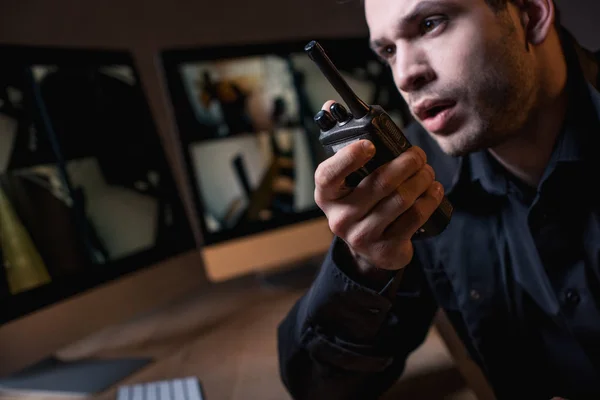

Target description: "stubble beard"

left=432, top=20, right=537, bottom=157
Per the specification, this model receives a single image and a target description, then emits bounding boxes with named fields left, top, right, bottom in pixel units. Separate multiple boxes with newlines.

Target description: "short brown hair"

left=483, top=0, right=509, bottom=9
left=485, top=0, right=560, bottom=25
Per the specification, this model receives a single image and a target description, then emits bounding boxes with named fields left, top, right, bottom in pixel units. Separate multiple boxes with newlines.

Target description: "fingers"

left=313, top=99, right=443, bottom=272
left=347, top=146, right=427, bottom=212
left=322, top=100, right=336, bottom=112
left=324, top=147, right=434, bottom=255
left=345, top=164, right=435, bottom=245
left=385, top=181, right=445, bottom=240
left=314, top=139, right=376, bottom=204
left=315, top=100, right=379, bottom=203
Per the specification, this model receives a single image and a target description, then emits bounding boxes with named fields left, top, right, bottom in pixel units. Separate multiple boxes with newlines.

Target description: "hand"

left=314, top=101, right=445, bottom=273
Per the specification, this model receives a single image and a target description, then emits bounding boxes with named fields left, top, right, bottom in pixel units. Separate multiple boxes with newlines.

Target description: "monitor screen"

left=160, top=37, right=409, bottom=247
left=0, top=45, right=196, bottom=324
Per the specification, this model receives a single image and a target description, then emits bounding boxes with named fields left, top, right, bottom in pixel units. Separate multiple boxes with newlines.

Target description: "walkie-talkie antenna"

left=305, top=40, right=370, bottom=119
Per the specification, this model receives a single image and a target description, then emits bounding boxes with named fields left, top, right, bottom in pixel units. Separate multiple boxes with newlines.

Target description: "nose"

left=393, top=43, right=435, bottom=93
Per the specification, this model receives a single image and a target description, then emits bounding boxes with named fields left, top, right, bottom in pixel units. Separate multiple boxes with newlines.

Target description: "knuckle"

left=314, top=164, right=333, bottom=188
left=347, top=227, right=370, bottom=249
left=424, top=181, right=444, bottom=205
left=412, top=146, right=427, bottom=164
left=434, top=182, right=445, bottom=200
left=327, top=207, right=352, bottom=237
left=407, top=151, right=424, bottom=172
left=423, top=164, right=435, bottom=181
left=411, top=202, right=429, bottom=225
left=313, top=188, right=326, bottom=208
left=328, top=217, right=345, bottom=237
left=392, top=189, right=408, bottom=211
left=372, top=170, right=395, bottom=194
left=417, top=168, right=435, bottom=191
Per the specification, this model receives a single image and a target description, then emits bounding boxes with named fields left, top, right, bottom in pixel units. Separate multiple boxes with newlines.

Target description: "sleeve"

left=277, top=236, right=439, bottom=400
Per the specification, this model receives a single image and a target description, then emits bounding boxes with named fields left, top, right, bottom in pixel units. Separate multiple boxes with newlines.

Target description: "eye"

left=377, top=44, right=396, bottom=62
left=420, top=16, right=447, bottom=35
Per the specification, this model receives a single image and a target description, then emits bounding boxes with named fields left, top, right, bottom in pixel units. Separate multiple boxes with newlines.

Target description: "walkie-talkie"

left=305, top=40, right=453, bottom=239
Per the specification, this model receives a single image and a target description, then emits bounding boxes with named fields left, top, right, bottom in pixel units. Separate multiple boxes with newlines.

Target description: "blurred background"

left=0, top=1, right=598, bottom=399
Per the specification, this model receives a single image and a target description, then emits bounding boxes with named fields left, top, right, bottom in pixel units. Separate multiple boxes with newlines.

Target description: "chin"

left=431, top=131, right=485, bottom=157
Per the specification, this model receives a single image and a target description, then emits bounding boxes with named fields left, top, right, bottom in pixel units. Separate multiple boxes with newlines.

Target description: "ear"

left=514, top=0, right=556, bottom=45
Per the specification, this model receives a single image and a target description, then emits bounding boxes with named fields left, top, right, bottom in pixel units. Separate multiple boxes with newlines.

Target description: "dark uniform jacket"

left=278, top=28, right=600, bottom=400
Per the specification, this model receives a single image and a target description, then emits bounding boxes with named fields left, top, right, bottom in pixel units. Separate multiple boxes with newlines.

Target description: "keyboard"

left=117, top=377, right=204, bottom=400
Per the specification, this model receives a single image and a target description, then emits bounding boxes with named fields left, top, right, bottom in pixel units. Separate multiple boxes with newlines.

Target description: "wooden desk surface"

left=43, top=274, right=476, bottom=400
left=92, top=284, right=300, bottom=400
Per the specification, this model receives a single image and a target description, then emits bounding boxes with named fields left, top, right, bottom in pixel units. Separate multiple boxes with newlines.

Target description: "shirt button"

left=470, top=289, right=481, bottom=301
left=563, top=289, right=581, bottom=307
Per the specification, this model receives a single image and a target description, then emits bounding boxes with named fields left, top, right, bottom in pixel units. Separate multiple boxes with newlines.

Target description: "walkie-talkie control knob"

left=314, top=110, right=336, bottom=131
left=330, top=103, right=350, bottom=123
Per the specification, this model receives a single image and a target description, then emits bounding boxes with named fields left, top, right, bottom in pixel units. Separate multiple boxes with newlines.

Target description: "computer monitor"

left=160, top=36, right=409, bottom=282
left=0, top=44, right=199, bottom=394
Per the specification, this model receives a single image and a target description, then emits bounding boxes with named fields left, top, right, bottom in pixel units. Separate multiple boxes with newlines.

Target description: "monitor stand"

left=0, top=355, right=152, bottom=397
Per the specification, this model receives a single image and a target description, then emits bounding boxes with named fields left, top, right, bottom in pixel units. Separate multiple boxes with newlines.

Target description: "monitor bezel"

left=0, top=44, right=197, bottom=325
left=159, top=35, right=394, bottom=246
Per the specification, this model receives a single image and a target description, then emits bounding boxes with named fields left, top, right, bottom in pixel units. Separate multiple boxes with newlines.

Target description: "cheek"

left=429, top=42, right=492, bottom=127
left=428, top=32, right=490, bottom=94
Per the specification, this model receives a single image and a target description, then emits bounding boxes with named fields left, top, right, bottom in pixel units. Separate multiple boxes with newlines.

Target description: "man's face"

left=365, top=0, right=538, bottom=156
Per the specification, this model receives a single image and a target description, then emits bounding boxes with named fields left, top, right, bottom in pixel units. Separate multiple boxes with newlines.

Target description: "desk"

left=92, top=283, right=301, bottom=400
left=48, top=275, right=479, bottom=400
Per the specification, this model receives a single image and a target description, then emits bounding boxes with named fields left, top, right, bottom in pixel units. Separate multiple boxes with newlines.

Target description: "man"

left=277, top=0, right=600, bottom=399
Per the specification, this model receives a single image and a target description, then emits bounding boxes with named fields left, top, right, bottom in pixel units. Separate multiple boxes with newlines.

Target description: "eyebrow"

left=369, top=0, right=456, bottom=51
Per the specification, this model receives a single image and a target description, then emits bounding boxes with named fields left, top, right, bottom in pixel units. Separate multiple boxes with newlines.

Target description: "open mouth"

left=414, top=100, right=459, bottom=133
left=413, top=99, right=456, bottom=122
left=425, top=104, right=452, bottom=119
